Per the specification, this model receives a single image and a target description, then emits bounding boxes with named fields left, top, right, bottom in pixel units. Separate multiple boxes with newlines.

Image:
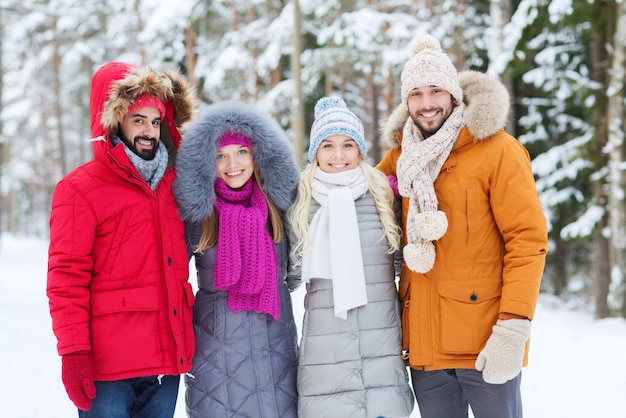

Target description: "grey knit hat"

left=308, top=96, right=366, bottom=162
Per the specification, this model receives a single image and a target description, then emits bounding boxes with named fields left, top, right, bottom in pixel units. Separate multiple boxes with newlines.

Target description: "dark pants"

left=77, top=375, right=180, bottom=418
left=410, top=368, right=522, bottom=418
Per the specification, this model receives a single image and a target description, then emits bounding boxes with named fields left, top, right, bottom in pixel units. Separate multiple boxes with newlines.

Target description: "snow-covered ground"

left=1, top=233, right=625, bottom=417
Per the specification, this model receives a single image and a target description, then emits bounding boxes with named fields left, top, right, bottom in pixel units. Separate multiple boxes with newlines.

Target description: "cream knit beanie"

left=400, top=34, right=463, bottom=105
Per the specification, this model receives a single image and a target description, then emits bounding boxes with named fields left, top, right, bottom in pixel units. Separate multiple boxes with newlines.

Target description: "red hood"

left=88, top=62, right=196, bottom=160
left=89, top=62, right=136, bottom=140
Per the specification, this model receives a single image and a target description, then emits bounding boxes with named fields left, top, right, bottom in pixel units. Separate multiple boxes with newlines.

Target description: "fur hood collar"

left=381, top=70, right=510, bottom=149
left=90, top=62, right=196, bottom=155
left=173, top=101, right=299, bottom=223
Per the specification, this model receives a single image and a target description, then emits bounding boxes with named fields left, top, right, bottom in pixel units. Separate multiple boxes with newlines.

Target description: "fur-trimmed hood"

left=89, top=61, right=196, bottom=158
left=173, top=101, right=300, bottom=223
left=381, top=70, right=510, bottom=149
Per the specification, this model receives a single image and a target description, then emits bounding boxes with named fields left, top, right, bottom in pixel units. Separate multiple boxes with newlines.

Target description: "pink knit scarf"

left=214, top=178, right=280, bottom=320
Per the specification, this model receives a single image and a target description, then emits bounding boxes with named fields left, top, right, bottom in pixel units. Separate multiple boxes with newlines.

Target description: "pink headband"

left=219, top=131, right=253, bottom=149
left=127, top=94, right=165, bottom=119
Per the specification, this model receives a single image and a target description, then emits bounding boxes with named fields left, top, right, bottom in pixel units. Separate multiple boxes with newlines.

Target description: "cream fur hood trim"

left=381, top=70, right=510, bottom=149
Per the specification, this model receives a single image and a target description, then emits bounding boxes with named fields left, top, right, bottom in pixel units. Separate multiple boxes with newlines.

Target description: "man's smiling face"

left=407, top=85, right=456, bottom=138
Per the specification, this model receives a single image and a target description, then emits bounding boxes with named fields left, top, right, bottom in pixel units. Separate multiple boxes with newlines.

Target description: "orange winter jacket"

left=377, top=71, right=548, bottom=371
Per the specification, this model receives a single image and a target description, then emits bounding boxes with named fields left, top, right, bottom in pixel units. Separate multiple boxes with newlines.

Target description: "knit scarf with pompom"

left=396, top=102, right=465, bottom=273
left=214, top=178, right=280, bottom=320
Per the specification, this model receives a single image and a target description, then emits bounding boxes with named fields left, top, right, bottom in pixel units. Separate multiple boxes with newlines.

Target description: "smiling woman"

left=172, top=101, right=300, bottom=418
left=314, top=134, right=361, bottom=173
left=215, top=132, right=255, bottom=189
left=287, top=96, right=414, bottom=418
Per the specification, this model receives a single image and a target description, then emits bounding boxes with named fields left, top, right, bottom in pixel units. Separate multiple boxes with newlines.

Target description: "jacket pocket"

left=182, top=282, right=196, bottom=360
left=193, top=292, right=216, bottom=336
left=438, top=279, right=501, bottom=354
left=465, top=186, right=478, bottom=246
left=91, top=285, right=158, bottom=315
left=398, top=272, right=411, bottom=352
left=91, top=285, right=160, bottom=373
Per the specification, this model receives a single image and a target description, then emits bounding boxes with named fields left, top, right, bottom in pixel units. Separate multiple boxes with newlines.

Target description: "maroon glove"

left=61, top=352, right=96, bottom=410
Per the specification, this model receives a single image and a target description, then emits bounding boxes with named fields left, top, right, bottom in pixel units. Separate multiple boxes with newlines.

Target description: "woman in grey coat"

left=289, top=97, right=415, bottom=418
left=173, top=101, right=299, bottom=418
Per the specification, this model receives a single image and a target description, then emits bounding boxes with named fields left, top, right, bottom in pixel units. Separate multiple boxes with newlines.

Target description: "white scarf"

left=302, top=167, right=369, bottom=319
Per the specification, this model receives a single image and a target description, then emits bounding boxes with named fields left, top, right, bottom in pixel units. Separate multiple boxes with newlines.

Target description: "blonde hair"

left=288, top=159, right=401, bottom=266
left=195, top=166, right=284, bottom=253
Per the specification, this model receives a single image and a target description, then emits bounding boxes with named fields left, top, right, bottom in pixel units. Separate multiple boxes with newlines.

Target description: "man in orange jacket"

left=377, top=34, right=548, bottom=418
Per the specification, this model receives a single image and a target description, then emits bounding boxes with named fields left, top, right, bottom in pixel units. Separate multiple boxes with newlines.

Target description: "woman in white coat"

left=289, top=97, right=415, bottom=418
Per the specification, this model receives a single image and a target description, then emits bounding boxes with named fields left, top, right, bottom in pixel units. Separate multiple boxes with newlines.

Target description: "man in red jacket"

left=47, top=62, right=196, bottom=417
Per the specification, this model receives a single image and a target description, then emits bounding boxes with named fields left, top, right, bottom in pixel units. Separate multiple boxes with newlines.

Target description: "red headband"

left=127, top=94, right=165, bottom=119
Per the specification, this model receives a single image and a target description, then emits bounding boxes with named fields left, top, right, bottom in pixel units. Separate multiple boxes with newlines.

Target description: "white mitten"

left=475, top=318, right=531, bottom=384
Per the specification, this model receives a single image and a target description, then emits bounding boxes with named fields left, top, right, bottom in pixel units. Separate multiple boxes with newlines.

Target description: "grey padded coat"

left=185, top=225, right=298, bottom=417
left=296, top=193, right=415, bottom=418
left=174, top=101, right=300, bottom=418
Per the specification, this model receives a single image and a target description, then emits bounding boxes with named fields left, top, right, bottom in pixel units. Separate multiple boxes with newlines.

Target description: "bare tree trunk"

left=377, top=19, right=393, bottom=157
left=226, top=3, right=247, bottom=101
left=185, top=26, right=197, bottom=90
left=51, top=16, right=66, bottom=176
left=369, top=77, right=381, bottom=163
left=552, top=234, right=568, bottom=296
left=588, top=0, right=613, bottom=318
left=324, top=66, right=332, bottom=96
left=488, top=0, right=516, bottom=136
left=382, top=71, right=394, bottom=134
left=134, top=0, right=146, bottom=64
left=290, top=0, right=305, bottom=167
left=0, top=7, right=5, bottom=235
left=268, top=2, right=281, bottom=91
left=453, top=0, right=466, bottom=69
left=46, top=16, right=64, bottom=236
left=606, top=0, right=626, bottom=317
left=248, top=6, right=259, bottom=101
left=594, top=216, right=611, bottom=318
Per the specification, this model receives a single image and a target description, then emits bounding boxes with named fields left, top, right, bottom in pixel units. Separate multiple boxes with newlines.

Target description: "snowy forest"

left=1, top=0, right=625, bottom=319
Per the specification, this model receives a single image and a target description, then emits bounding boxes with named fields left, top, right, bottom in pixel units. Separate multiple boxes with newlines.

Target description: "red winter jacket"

left=47, top=62, right=196, bottom=381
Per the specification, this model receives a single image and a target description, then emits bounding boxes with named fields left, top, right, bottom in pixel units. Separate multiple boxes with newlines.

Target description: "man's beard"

left=120, top=133, right=158, bottom=160
left=410, top=112, right=444, bottom=139
left=416, top=123, right=437, bottom=138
